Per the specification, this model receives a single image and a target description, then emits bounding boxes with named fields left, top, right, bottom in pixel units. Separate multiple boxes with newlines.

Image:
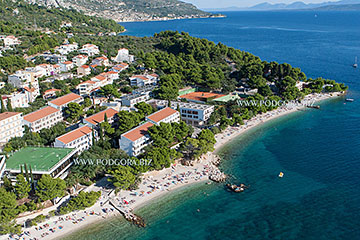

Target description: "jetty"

left=109, top=201, right=146, bottom=227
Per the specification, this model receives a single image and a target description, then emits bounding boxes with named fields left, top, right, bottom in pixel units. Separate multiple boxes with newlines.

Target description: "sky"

left=181, top=0, right=339, bottom=8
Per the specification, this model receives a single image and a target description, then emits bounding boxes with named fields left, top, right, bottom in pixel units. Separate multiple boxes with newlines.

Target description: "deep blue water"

left=66, top=11, right=360, bottom=240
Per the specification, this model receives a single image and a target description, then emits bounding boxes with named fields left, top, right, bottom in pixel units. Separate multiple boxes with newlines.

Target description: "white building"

left=130, top=74, right=158, bottom=87
left=0, top=112, right=23, bottom=145
left=148, top=100, right=214, bottom=126
left=48, top=93, right=83, bottom=110
left=54, top=126, right=96, bottom=154
left=121, top=93, right=150, bottom=107
left=91, top=56, right=110, bottom=66
left=114, top=48, right=134, bottom=63
left=111, top=63, right=129, bottom=72
left=23, top=106, right=63, bottom=132
left=145, top=107, right=180, bottom=125
left=3, top=35, right=21, bottom=47
left=119, top=122, right=154, bottom=157
left=54, top=43, right=78, bottom=55
left=79, top=44, right=100, bottom=56
left=59, top=61, right=75, bottom=72
left=83, top=108, right=118, bottom=128
left=77, top=65, right=91, bottom=76
left=72, top=55, right=89, bottom=67
left=2, top=92, right=29, bottom=108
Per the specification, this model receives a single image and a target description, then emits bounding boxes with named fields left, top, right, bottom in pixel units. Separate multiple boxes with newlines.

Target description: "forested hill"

left=0, top=0, right=124, bottom=34
left=25, top=0, right=220, bottom=22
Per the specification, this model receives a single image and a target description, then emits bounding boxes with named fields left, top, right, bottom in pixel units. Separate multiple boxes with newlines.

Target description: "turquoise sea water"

left=66, top=11, right=360, bottom=239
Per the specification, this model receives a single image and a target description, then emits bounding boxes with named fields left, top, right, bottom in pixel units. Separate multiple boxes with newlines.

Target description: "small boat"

left=226, top=183, right=249, bottom=193
left=279, top=172, right=284, bottom=178
left=353, top=57, right=358, bottom=68
left=345, top=98, right=354, bottom=102
left=307, top=105, right=320, bottom=109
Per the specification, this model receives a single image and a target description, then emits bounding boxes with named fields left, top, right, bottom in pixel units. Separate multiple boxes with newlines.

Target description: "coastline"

left=6, top=92, right=343, bottom=240
left=117, top=14, right=226, bottom=23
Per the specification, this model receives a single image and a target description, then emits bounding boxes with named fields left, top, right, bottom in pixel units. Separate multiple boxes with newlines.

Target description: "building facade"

left=23, top=106, right=63, bottom=132
left=54, top=126, right=96, bottom=154
left=0, top=112, right=23, bottom=145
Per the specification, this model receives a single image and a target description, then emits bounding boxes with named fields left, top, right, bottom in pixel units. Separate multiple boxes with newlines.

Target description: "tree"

left=36, top=175, right=66, bottom=202
left=158, top=74, right=181, bottom=100
left=6, top=99, right=12, bottom=112
left=99, top=84, right=121, bottom=98
left=148, top=122, right=174, bottom=147
left=0, top=188, right=21, bottom=235
left=14, top=174, right=31, bottom=199
left=83, top=97, right=92, bottom=108
left=0, top=96, right=5, bottom=113
left=108, top=166, right=139, bottom=190
left=145, top=147, right=180, bottom=170
left=64, top=102, right=83, bottom=123
left=197, top=129, right=216, bottom=154
left=135, top=102, right=154, bottom=117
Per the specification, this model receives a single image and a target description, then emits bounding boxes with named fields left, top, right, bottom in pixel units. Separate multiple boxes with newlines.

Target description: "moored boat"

left=279, top=172, right=284, bottom=178
left=345, top=98, right=354, bottom=102
left=226, top=183, right=249, bottom=193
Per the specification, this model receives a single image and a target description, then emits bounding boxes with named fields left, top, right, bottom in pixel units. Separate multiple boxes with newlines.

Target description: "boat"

left=279, top=172, right=284, bottom=178
left=307, top=105, right=320, bottom=109
left=226, top=183, right=249, bottom=193
left=345, top=98, right=354, bottom=102
left=354, top=57, right=358, bottom=68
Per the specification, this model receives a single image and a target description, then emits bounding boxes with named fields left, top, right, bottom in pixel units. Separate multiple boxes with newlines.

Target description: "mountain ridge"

left=25, top=0, right=222, bottom=22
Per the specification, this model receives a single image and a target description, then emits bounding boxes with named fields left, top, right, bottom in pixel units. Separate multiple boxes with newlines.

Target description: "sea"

left=65, top=11, right=360, bottom=240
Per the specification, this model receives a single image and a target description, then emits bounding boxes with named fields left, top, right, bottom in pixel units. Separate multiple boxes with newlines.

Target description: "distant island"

left=204, top=0, right=360, bottom=11
left=25, top=0, right=224, bottom=22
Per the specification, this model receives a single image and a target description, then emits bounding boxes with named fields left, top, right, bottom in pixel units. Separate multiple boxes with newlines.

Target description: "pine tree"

left=6, top=99, right=13, bottom=112
left=0, top=96, right=5, bottom=113
left=24, top=164, right=30, bottom=182
left=20, top=165, right=24, bottom=176
left=104, top=113, right=108, bottom=123
left=29, top=165, right=35, bottom=192
left=14, top=174, right=31, bottom=199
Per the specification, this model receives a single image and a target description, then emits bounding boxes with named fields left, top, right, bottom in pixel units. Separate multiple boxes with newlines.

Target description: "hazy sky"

left=182, top=0, right=339, bottom=8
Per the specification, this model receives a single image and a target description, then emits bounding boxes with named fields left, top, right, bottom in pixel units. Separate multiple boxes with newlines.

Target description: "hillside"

left=311, top=3, right=360, bottom=10
left=25, top=0, right=220, bottom=22
left=0, top=0, right=124, bottom=34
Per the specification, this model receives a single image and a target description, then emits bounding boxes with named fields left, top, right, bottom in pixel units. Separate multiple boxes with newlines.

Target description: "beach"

left=4, top=92, right=342, bottom=240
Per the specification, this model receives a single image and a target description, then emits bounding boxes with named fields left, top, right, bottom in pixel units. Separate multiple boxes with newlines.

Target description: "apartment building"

left=148, top=100, right=214, bottom=126
left=0, top=112, right=23, bottom=145
left=54, top=126, right=96, bottom=154
left=79, top=44, right=100, bottom=56
left=72, top=55, right=89, bottom=67
left=2, top=92, right=29, bottom=108
left=119, top=122, right=154, bottom=157
left=129, top=74, right=158, bottom=87
left=145, top=107, right=180, bottom=125
left=23, top=106, right=63, bottom=132
left=48, top=93, right=83, bottom=110
left=83, top=108, right=118, bottom=128
left=77, top=65, right=91, bottom=76
left=121, top=93, right=150, bottom=107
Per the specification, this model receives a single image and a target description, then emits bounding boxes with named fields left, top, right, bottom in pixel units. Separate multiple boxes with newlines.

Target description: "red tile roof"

left=146, top=107, right=178, bottom=123
left=44, top=89, right=61, bottom=95
left=81, top=65, right=90, bottom=69
left=0, top=112, right=22, bottom=121
left=122, top=122, right=153, bottom=142
left=62, top=61, right=73, bottom=65
left=84, top=108, right=118, bottom=125
left=179, top=92, right=225, bottom=102
left=56, top=126, right=93, bottom=144
left=24, top=106, right=59, bottom=123
left=49, top=93, right=82, bottom=107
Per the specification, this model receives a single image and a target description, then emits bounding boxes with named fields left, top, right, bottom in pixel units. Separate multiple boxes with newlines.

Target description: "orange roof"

left=146, top=107, right=178, bottom=123
left=0, top=112, right=22, bottom=121
left=179, top=92, right=225, bottom=102
left=84, top=108, right=118, bottom=125
left=56, top=126, right=93, bottom=144
left=107, top=71, right=117, bottom=74
left=62, top=61, right=73, bottom=65
left=79, top=80, right=95, bottom=85
left=44, top=88, right=61, bottom=95
left=53, top=64, right=60, bottom=68
left=49, top=93, right=82, bottom=107
left=94, top=75, right=106, bottom=81
left=122, top=122, right=153, bottom=142
left=24, top=106, right=59, bottom=123
left=132, top=75, right=148, bottom=80
left=23, top=86, right=35, bottom=92
left=81, top=65, right=89, bottom=69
